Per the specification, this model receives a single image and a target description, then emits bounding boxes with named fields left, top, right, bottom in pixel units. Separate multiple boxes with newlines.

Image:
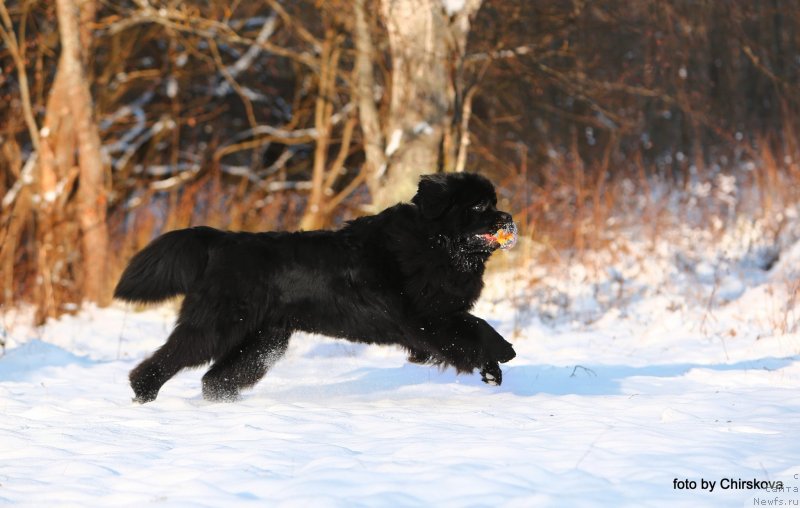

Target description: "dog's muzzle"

left=476, top=222, right=518, bottom=250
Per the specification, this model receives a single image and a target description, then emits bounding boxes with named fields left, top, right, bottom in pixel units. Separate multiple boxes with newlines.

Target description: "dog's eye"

left=471, top=202, right=487, bottom=212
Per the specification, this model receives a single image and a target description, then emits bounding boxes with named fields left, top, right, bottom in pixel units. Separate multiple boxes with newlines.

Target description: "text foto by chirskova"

left=673, top=477, right=799, bottom=493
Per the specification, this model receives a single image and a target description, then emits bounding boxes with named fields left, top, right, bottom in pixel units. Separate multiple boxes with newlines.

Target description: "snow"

left=385, top=129, right=403, bottom=158
left=441, top=0, right=466, bottom=16
left=2, top=221, right=800, bottom=506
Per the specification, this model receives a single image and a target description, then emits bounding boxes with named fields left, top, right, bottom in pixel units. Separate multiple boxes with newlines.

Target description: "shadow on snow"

left=264, top=356, right=798, bottom=399
left=0, top=340, right=94, bottom=382
left=1, top=339, right=795, bottom=400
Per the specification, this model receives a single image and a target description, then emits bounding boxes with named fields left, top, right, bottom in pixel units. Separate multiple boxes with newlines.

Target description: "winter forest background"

left=1, top=0, right=798, bottom=327
left=2, top=2, right=800, bottom=505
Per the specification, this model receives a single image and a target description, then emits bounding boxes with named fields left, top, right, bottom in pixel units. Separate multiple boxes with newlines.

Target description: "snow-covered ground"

left=2, top=218, right=800, bottom=507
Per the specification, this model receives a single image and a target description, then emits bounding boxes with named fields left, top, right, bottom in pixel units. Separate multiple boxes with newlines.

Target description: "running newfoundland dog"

left=115, top=173, right=517, bottom=402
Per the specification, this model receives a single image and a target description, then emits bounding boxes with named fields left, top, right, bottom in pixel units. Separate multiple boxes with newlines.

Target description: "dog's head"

left=412, top=173, right=515, bottom=269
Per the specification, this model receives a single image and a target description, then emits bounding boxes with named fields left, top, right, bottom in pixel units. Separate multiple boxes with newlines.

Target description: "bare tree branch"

left=0, top=0, right=40, bottom=150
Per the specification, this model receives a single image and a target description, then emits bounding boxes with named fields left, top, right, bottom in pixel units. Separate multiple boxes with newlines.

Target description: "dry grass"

left=484, top=129, right=800, bottom=342
left=502, top=130, right=800, bottom=268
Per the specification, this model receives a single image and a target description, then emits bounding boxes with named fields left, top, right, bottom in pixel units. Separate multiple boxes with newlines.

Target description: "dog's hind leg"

left=129, top=323, right=214, bottom=403
left=201, top=327, right=290, bottom=401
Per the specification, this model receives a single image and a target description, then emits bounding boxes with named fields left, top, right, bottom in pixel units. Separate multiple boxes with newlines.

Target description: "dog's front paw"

left=480, top=361, right=502, bottom=386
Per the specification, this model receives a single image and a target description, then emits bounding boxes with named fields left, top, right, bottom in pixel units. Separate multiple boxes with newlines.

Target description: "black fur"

left=115, top=173, right=516, bottom=402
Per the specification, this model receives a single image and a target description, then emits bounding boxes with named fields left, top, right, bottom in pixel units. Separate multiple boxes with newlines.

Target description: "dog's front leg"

left=417, top=313, right=514, bottom=385
left=464, top=314, right=515, bottom=386
left=465, top=314, right=516, bottom=364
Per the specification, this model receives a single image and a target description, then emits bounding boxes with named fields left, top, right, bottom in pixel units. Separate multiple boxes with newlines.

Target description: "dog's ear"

left=412, top=174, right=452, bottom=219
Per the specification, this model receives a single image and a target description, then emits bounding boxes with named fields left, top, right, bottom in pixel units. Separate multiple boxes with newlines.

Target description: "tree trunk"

left=53, top=0, right=110, bottom=306
left=353, top=0, right=386, bottom=189
left=36, top=51, right=73, bottom=322
left=366, top=0, right=482, bottom=211
left=299, top=31, right=339, bottom=231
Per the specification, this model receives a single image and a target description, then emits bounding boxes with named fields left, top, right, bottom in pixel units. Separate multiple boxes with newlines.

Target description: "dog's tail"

left=114, top=226, right=223, bottom=304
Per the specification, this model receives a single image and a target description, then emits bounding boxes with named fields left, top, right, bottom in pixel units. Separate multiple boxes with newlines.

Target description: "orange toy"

left=480, top=222, right=518, bottom=250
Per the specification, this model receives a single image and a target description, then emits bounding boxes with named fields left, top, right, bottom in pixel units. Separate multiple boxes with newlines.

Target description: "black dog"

left=115, top=173, right=516, bottom=402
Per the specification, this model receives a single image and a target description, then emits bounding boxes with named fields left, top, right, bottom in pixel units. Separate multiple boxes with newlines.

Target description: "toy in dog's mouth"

left=477, top=222, right=518, bottom=250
